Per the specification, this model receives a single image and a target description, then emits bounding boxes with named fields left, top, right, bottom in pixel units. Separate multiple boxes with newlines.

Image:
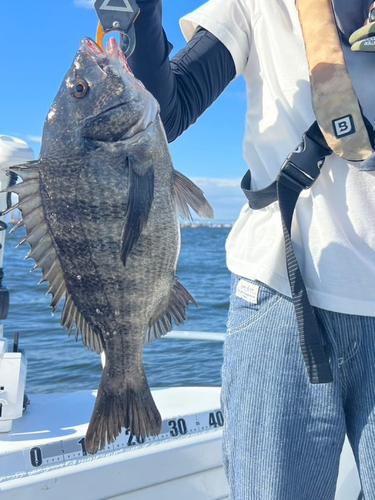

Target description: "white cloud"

left=26, top=135, right=42, bottom=144
left=193, top=178, right=240, bottom=189
left=73, top=0, right=94, bottom=8
left=224, top=90, right=247, bottom=101
left=190, top=177, right=246, bottom=222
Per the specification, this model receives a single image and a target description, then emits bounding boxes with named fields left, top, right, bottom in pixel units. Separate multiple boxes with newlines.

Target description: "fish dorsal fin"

left=7, top=163, right=103, bottom=354
left=144, top=277, right=197, bottom=344
left=173, top=170, right=214, bottom=220
left=121, top=156, right=154, bottom=266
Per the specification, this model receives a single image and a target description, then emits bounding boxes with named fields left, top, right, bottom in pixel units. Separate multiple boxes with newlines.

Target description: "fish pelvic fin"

left=145, top=277, right=198, bottom=344
left=85, top=366, right=161, bottom=454
left=173, top=170, right=214, bottom=220
left=121, top=157, right=154, bottom=266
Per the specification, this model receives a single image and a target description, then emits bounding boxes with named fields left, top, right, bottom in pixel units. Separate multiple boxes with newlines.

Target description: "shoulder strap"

left=296, top=0, right=373, bottom=161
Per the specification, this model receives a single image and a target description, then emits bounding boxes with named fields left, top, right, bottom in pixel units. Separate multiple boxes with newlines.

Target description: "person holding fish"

left=128, top=0, right=375, bottom=498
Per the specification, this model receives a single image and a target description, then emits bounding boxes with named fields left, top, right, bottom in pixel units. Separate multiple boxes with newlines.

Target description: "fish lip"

left=80, top=37, right=105, bottom=57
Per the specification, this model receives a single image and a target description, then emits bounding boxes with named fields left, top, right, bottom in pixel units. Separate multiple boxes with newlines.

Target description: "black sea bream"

left=7, top=37, right=213, bottom=454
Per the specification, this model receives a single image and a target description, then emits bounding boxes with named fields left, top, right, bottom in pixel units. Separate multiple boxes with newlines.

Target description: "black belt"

left=241, top=121, right=333, bottom=384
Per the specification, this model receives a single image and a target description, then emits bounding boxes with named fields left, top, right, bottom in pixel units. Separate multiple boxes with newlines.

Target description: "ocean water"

left=2, top=225, right=231, bottom=395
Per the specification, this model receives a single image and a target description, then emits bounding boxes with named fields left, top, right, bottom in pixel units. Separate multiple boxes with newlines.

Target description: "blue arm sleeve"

left=128, top=0, right=236, bottom=143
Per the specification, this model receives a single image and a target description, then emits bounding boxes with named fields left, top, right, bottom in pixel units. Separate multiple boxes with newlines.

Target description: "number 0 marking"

left=99, top=0, right=134, bottom=12
left=30, top=447, right=43, bottom=467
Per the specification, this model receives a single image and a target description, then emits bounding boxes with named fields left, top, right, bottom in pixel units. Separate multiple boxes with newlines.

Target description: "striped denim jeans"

left=221, top=274, right=375, bottom=499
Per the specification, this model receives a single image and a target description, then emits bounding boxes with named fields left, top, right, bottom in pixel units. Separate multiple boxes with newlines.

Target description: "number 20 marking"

left=125, top=430, right=145, bottom=446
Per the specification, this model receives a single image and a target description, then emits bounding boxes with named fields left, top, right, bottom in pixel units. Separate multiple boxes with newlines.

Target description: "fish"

left=5, top=37, right=213, bottom=454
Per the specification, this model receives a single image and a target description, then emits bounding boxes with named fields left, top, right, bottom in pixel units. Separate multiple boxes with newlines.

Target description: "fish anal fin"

left=121, top=157, right=154, bottom=266
left=173, top=170, right=214, bottom=220
left=145, top=277, right=197, bottom=344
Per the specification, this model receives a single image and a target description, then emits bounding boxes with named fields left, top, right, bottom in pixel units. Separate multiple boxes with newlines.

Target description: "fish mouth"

left=106, top=37, right=134, bottom=74
left=80, top=37, right=133, bottom=74
left=80, top=38, right=104, bottom=57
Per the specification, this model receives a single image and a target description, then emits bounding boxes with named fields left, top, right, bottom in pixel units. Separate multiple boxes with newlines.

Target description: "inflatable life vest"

left=241, top=0, right=375, bottom=384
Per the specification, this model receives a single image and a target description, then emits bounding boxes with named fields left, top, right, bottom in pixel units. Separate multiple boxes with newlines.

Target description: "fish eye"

left=71, top=79, right=89, bottom=98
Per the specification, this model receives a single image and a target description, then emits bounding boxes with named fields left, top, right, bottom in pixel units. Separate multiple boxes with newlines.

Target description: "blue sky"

left=1, top=1, right=248, bottom=221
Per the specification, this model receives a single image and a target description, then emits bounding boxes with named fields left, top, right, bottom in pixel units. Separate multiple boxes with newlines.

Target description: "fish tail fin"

left=85, top=367, right=161, bottom=454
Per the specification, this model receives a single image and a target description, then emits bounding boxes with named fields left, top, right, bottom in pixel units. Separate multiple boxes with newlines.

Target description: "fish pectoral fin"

left=173, top=170, right=214, bottom=220
left=144, top=277, right=198, bottom=344
left=121, top=157, right=154, bottom=266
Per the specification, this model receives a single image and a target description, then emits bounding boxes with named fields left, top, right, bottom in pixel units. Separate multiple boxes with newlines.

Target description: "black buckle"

left=278, top=134, right=332, bottom=192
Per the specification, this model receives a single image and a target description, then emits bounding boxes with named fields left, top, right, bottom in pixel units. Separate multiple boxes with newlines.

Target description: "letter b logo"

left=332, top=115, right=355, bottom=138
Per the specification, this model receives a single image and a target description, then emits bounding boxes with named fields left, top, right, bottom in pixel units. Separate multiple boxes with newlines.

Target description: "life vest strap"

left=241, top=122, right=333, bottom=383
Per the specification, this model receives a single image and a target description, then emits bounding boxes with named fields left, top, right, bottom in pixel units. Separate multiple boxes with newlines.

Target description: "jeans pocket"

left=226, top=275, right=283, bottom=337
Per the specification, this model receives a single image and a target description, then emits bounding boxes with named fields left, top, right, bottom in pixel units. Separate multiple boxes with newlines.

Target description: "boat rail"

left=165, top=331, right=226, bottom=342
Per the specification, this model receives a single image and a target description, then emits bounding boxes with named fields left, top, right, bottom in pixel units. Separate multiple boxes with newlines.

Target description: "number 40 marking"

left=209, top=411, right=224, bottom=428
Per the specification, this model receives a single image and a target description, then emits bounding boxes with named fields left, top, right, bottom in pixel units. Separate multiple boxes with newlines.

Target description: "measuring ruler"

left=1, top=408, right=224, bottom=481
